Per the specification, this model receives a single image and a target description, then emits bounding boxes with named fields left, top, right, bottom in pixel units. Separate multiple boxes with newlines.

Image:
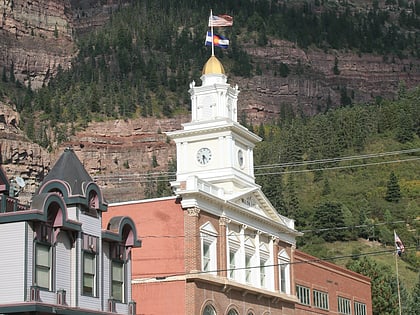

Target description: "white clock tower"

left=167, top=55, right=262, bottom=195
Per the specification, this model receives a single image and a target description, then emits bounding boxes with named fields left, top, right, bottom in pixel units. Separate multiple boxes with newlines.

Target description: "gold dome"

left=202, top=56, right=225, bottom=75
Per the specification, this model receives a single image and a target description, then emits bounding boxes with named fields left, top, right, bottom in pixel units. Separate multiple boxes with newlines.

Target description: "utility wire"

left=134, top=245, right=418, bottom=281
left=134, top=218, right=419, bottom=240
left=93, top=148, right=420, bottom=182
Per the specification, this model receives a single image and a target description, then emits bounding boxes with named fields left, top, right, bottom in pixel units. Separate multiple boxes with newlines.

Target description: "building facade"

left=106, top=56, right=302, bottom=315
left=0, top=148, right=141, bottom=315
left=294, top=250, right=372, bottom=315
left=105, top=55, right=374, bottom=315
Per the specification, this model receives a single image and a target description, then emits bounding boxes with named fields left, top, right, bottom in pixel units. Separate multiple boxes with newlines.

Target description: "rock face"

left=0, top=1, right=419, bottom=203
left=239, top=39, right=420, bottom=121
left=0, top=0, right=132, bottom=89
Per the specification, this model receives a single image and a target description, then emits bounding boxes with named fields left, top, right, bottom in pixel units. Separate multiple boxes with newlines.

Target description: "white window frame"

left=82, top=251, right=97, bottom=296
left=35, top=242, right=52, bottom=290
left=338, top=296, right=351, bottom=315
left=111, top=260, right=125, bottom=302
left=278, top=250, right=290, bottom=294
left=296, top=284, right=311, bottom=305
left=313, top=289, right=329, bottom=310
left=200, top=222, right=218, bottom=275
left=227, top=225, right=240, bottom=281
left=354, top=301, right=367, bottom=315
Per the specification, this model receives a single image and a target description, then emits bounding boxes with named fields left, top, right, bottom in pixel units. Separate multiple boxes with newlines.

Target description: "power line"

left=255, top=148, right=420, bottom=170
left=133, top=218, right=418, bottom=240
left=93, top=148, right=420, bottom=182
left=134, top=245, right=418, bottom=281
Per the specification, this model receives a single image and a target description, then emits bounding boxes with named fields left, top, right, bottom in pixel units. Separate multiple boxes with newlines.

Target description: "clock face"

left=197, top=147, right=212, bottom=165
left=238, top=149, right=244, bottom=167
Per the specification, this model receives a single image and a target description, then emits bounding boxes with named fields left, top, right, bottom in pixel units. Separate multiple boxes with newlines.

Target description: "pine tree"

left=385, top=171, right=401, bottom=202
left=347, top=257, right=400, bottom=315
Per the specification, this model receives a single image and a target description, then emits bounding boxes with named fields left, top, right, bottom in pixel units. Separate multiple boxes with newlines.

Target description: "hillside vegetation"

left=0, top=1, right=419, bottom=313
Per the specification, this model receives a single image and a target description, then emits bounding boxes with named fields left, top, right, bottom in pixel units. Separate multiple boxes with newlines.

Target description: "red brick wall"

left=294, top=250, right=372, bottom=315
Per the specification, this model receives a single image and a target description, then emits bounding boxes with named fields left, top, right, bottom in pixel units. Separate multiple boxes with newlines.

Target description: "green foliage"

left=385, top=171, right=402, bottom=202
left=346, top=257, right=405, bottom=315
left=313, top=202, right=348, bottom=242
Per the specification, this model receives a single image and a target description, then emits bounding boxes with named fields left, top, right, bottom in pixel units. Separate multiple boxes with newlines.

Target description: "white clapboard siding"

left=26, top=222, right=34, bottom=296
left=0, top=221, right=26, bottom=303
left=102, top=243, right=111, bottom=302
left=67, top=206, right=78, bottom=221
left=56, top=231, right=73, bottom=305
left=79, top=212, right=102, bottom=236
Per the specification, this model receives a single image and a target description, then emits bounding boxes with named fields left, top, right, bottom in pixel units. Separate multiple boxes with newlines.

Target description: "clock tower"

left=167, top=56, right=261, bottom=194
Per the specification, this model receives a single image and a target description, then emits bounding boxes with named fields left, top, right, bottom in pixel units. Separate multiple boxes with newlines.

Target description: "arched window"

left=200, top=222, right=218, bottom=274
left=203, top=304, right=216, bottom=315
left=227, top=308, right=239, bottom=315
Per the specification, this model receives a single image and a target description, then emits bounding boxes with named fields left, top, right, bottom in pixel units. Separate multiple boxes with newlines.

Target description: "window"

left=313, top=289, right=329, bottom=310
left=260, top=258, right=266, bottom=287
left=83, top=252, right=96, bottom=295
left=82, top=234, right=98, bottom=296
left=245, top=254, right=252, bottom=283
left=354, top=301, right=367, bottom=315
left=280, top=264, right=287, bottom=293
left=203, top=304, right=216, bottom=315
left=278, top=250, right=290, bottom=294
left=296, top=285, right=311, bottom=305
left=35, top=243, right=52, bottom=290
left=112, top=260, right=124, bottom=302
left=200, top=222, right=217, bottom=274
left=111, top=243, right=125, bottom=302
left=229, top=249, right=237, bottom=279
left=227, top=309, right=239, bottom=315
left=338, top=296, right=351, bottom=314
left=34, top=223, right=53, bottom=290
left=227, top=225, right=240, bottom=281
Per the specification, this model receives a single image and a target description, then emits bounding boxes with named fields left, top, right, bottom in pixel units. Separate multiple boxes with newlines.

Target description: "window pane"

left=83, top=275, right=94, bottom=294
left=280, top=265, right=286, bottom=293
left=83, top=252, right=96, bottom=295
left=36, top=268, right=50, bottom=288
left=112, top=282, right=123, bottom=301
left=203, top=305, right=216, bottom=315
left=112, top=262, right=123, bottom=281
left=112, top=261, right=124, bottom=302
left=84, top=253, right=95, bottom=274
left=245, top=255, right=251, bottom=283
left=35, top=244, right=50, bottom=289
left=36, top=245, right=50, bottom=266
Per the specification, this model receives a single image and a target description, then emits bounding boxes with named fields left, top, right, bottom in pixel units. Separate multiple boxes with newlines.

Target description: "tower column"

left=218, top=216, right=230, bottom=277
left=184, top=207, right=201, bottom=273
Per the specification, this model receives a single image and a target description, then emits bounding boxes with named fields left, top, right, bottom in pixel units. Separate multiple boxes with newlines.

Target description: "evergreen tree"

left=385, top=171, right=401, bottom=202
left=313, top=202, right=346, bottom=242
left=347, top=257, right=400, bottom=315
left=407, top=274, right=420, bottom=315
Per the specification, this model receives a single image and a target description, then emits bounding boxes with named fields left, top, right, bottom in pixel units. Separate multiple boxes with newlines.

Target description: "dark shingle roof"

left=40, top=147, right=93, bottom=196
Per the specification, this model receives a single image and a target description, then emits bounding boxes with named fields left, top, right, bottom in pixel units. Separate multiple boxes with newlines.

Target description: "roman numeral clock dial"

left=197, top=147, right=212, bottom=165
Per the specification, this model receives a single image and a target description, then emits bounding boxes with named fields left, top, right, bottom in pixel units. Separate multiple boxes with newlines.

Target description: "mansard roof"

left=39, top=147, right=92, bottom=196
left=36, top=147, right=107, bottom=211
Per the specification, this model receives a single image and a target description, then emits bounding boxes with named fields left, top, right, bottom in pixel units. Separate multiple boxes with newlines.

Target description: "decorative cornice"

left=219, top=216, right=231, bottom=226
left=186, top=206, right=200, bottom=217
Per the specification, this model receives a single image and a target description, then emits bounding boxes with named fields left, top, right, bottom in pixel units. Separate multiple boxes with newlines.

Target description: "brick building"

left=104, top=55, right=373, bottom=315
left=294, top=250, right=372, bottom=315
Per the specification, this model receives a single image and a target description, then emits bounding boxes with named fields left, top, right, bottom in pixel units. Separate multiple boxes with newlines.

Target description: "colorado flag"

left=205, top=32, right=229, bottom=49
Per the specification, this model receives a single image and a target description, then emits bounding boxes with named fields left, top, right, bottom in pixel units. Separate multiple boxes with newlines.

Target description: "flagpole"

left=210, top=9, right=214, bottom=56
left=394, top=231, right=402, bottom=315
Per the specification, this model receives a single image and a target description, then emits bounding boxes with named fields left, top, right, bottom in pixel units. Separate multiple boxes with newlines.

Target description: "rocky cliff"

left=0, top=0, right=419, bottom=203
